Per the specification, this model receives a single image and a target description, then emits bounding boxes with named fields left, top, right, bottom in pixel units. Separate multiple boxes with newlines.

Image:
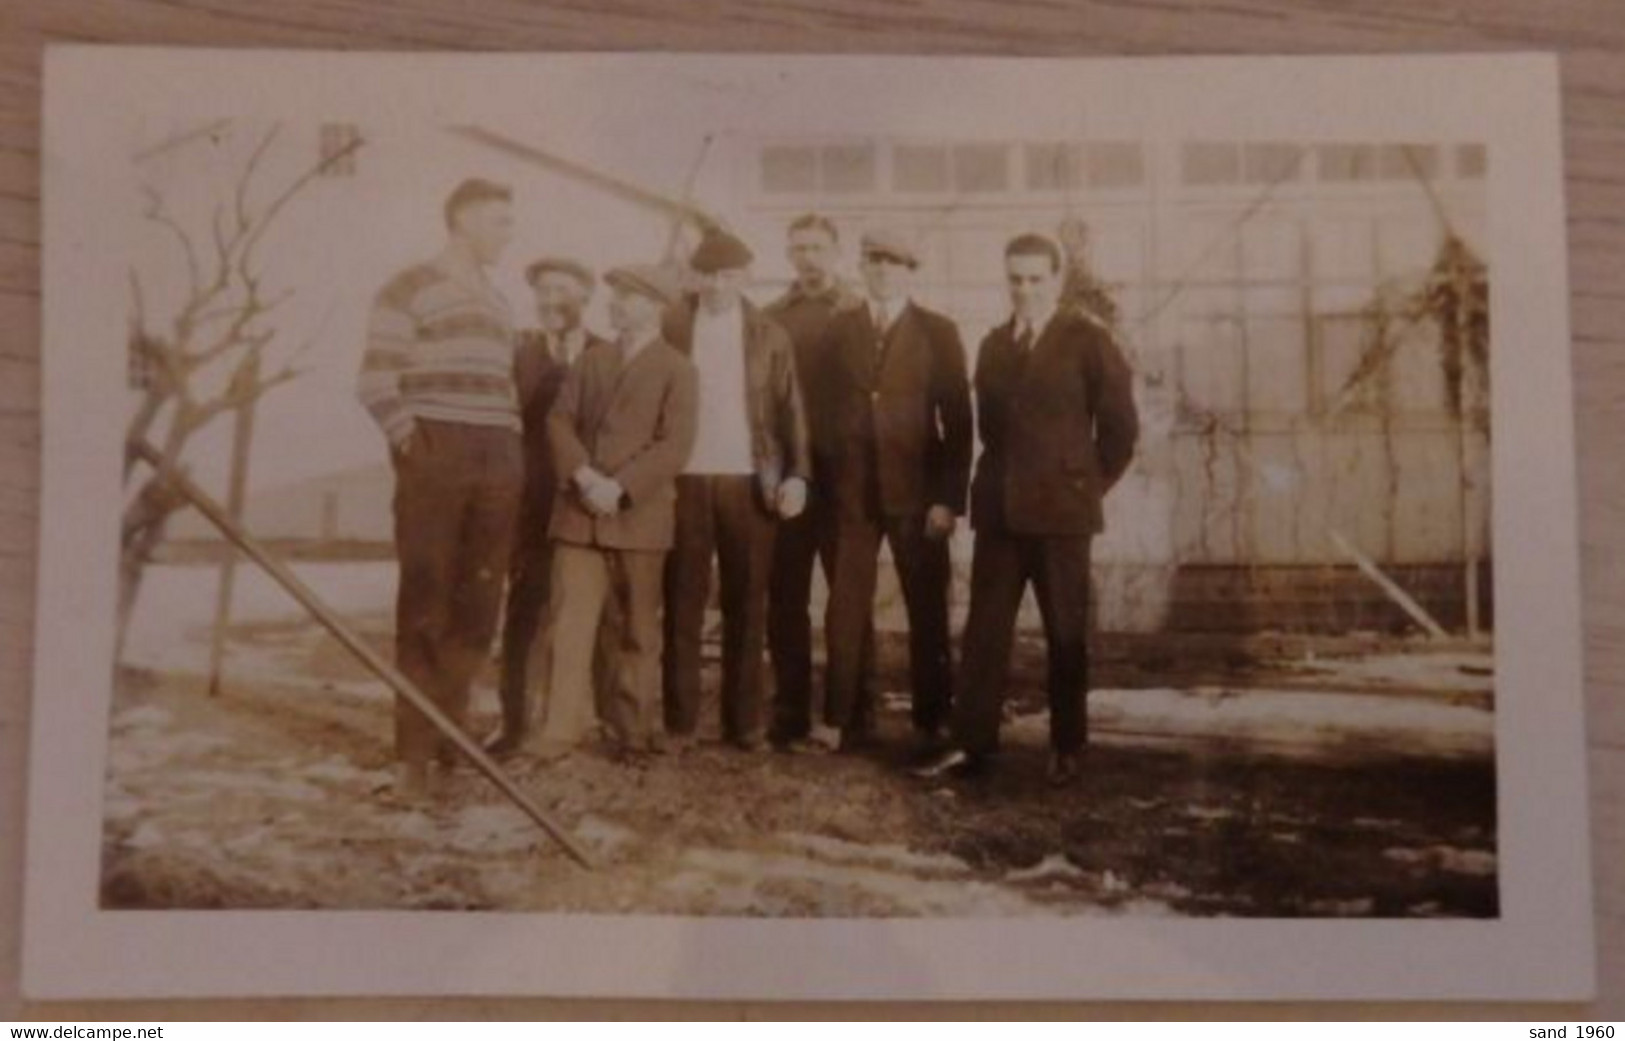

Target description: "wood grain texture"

left=2, top=0, right=1621, bottom=1020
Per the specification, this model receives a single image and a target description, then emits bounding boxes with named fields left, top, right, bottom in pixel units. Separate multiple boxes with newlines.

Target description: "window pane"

left=1317, top=144, right=1377, bottom=182
left=1378, top=144, right=1439, bottom=180
left=894, top=144, right=950, bottom=192
left=1317, top=313, right=1377, bottom=413
left=1243, top=143, right=1303, bottom=185
left=821, top=143, right=876, bottom=193
left=1377, top=215, right=1442, bottom=280
left=952, top=144, right=1008, bottom=192
left=1456, top=143, right=1487, bottom=179
left=1178, top=315, right=1245, bottom=414
left=1178, top=216, right=1241, bottom=281
left=762, top=146, right=817, bottom=193
left=1241, top=220, right=1301, bottom=281
left=1181, top=142, right=1240, bottom=186
left=1390, top=321, right=1450, bottom=413
left=1025, top=142, right=1081, bottom=190
left=1087, top=142, right=1145, bottom=188
left=1246, top=315, right=1309, bottom=412
left=1311, top=217, right=1375, bottom=281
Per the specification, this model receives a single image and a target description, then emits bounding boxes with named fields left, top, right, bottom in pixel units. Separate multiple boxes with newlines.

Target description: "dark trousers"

left=497, top=524, right=551, bottom=742
left=767, top=500, right=876, bottom=740
left=663, top=474, right=777, bottom=742
left=953, top=529, right=1093, bottom=756
left=825, top=510, right=953, bottom=734
left=391, top=420, right=522, bottom=767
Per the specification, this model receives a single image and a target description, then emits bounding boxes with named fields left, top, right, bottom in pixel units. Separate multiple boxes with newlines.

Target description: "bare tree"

left=119, top=122, right=364, bottom=663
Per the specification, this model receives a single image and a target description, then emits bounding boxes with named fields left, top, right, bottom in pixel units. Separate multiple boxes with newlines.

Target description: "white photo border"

left=23, top=48, right=1593, bottom=1001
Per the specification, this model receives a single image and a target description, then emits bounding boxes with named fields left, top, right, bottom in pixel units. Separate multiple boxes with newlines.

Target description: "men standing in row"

left=821, top=228, right=973, bottom=754
left=918, top=233, right=1139, bottom=785
left=357, top=178, right=525, bottom=799
left=763, top=215, right=874, bottom=753
left=542, top=264, right=698, bottom=759
left=663, top=229, right=812, bottom=751
left=488, top=258, right=610, bottom=758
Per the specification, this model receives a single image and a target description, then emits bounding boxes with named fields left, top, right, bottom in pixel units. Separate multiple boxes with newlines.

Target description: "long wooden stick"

left=1329, top=529, right=1449, bottom=640
left=450, top=124, right=723, bottom=234
left=131, top=438, right=596, bottom=869
left=207, top=356, right=259, bottom=698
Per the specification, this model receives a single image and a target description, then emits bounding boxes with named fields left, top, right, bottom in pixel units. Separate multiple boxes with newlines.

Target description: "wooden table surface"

left=1, top=0, right=1620, bottom=1021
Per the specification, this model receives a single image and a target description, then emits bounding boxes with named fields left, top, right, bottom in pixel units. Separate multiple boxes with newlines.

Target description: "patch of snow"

left=112, top=706, right=174, bottom=731
left=1004, top=853, right=1085, bottom=883
left=1297, top=652, right=1493, bottom=693
left=125, top=822, right=167, bottom=849
left=441, top=805, right=541, bottom=854
left=1382, top=845, right=1497, bottom=877
left=1008, top=685, right=1493, bottom=760
left=677, top=847, right=1049, bottom=916
left=777, top=832, right=972, bottom=875
left=575, top=814, right=636, bottom=856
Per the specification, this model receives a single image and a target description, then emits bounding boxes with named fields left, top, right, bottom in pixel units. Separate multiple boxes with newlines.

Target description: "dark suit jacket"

left=969, top=310, right=1139, bottom=537
left=663, top=297, right=812, bottom=510
left=547, top=335, right=699, bottom=552
left=819, top=299, right=973, bottom=521
left=513, top=327, right=610, bottom=539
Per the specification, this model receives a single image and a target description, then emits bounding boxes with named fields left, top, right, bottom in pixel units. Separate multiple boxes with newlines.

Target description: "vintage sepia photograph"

left=24, top=49, right=1590, bottom=1000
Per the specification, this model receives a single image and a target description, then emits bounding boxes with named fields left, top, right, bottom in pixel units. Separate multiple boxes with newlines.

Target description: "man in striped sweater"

left=356, top=178, right=524, bottom=800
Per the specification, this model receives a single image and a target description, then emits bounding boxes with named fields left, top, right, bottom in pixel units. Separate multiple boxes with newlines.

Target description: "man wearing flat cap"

left=662, top=227, right=812, bottom=751
left=488, top=257, right=613, bottom=759
left=820, top=226, right=973, bottom=755
left=540, top=263, right=698, bottom=760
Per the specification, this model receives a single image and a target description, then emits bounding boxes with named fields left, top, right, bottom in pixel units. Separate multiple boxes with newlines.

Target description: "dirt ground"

left=98, top=612, right=1498, bottom=919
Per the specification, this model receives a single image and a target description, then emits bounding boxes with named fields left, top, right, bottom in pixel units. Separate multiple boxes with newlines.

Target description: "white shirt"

left=868, top=294, right=911, bottom=337
left=1012, top=304, right=1058, bottom=348
left=685, top=304, right=756, bottom=475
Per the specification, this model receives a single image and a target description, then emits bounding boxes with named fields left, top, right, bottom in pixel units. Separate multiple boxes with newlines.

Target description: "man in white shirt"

left=662, top=228, right=812, bottom=751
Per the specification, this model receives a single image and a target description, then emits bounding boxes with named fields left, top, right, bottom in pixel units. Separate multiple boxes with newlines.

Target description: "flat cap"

left=523, top=257, right=596, bottom=290
left=689, top=227, right=755, bottom=273
left=604, top=263, right=685, bottom=307
left=860, top=226, right=920, bottom=269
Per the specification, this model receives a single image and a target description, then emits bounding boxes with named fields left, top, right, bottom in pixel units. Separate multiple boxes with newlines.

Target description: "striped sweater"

left=357, top=261, right=520, bottom=447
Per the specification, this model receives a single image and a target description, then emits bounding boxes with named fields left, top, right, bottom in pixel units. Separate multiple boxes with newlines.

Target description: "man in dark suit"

left=762, top=214, right=875, bottom=753
left=539, top=263, right=697, bottom=761
left=488, top=257, right=611, bottom=758
left=663, top=228, right=812, bottom=751
left=917, top=233, right=1138, bottom=786
left=821, top=227, right=973, bottom=753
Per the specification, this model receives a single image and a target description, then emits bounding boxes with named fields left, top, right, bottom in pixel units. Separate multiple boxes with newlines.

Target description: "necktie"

left=874, top=302, right=891, bottom=336
left=1015, top=322, right=1034, bottom=353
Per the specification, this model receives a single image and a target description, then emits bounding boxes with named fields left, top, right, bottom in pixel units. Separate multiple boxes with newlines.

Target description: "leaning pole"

left=130, top=438, right=596, bottom=870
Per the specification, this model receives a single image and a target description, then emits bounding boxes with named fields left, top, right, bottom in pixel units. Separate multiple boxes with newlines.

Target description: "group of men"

left=357, top=177, right=1140, bottom=801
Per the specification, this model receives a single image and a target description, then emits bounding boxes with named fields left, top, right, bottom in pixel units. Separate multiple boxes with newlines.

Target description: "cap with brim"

left=524, top=257, right=595, bottom=290
left=605, top=263, right=684, bottom=307
left=689, top=228, right=755, bottom=273
left=860, top=227, right=920, bottom=269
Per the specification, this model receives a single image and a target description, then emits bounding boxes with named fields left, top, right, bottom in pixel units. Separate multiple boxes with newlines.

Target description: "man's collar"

left=869, top=294, right=911, bottom=323
left=1013, top=305, right=1059, bottom=340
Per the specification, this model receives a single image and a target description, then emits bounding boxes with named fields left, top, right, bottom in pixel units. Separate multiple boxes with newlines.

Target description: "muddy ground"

left=99, top=611, right=1497, bottom=918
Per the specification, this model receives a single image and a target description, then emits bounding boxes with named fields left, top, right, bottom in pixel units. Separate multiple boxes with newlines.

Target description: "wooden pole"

left=207, top=356, right=259, bottom=697
left=1329, top=529, right=1449, bottom=640
left=131, top=438, right=596, bottom=869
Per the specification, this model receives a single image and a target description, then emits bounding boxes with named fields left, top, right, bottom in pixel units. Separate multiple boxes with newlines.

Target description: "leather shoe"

left=482, top=731, right=523, bottom=760
left=1046, top=751, right=1081, bottom=787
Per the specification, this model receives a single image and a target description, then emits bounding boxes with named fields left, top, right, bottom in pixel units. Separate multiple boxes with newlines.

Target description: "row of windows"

left=758, top=141, right=1486, bottom=196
